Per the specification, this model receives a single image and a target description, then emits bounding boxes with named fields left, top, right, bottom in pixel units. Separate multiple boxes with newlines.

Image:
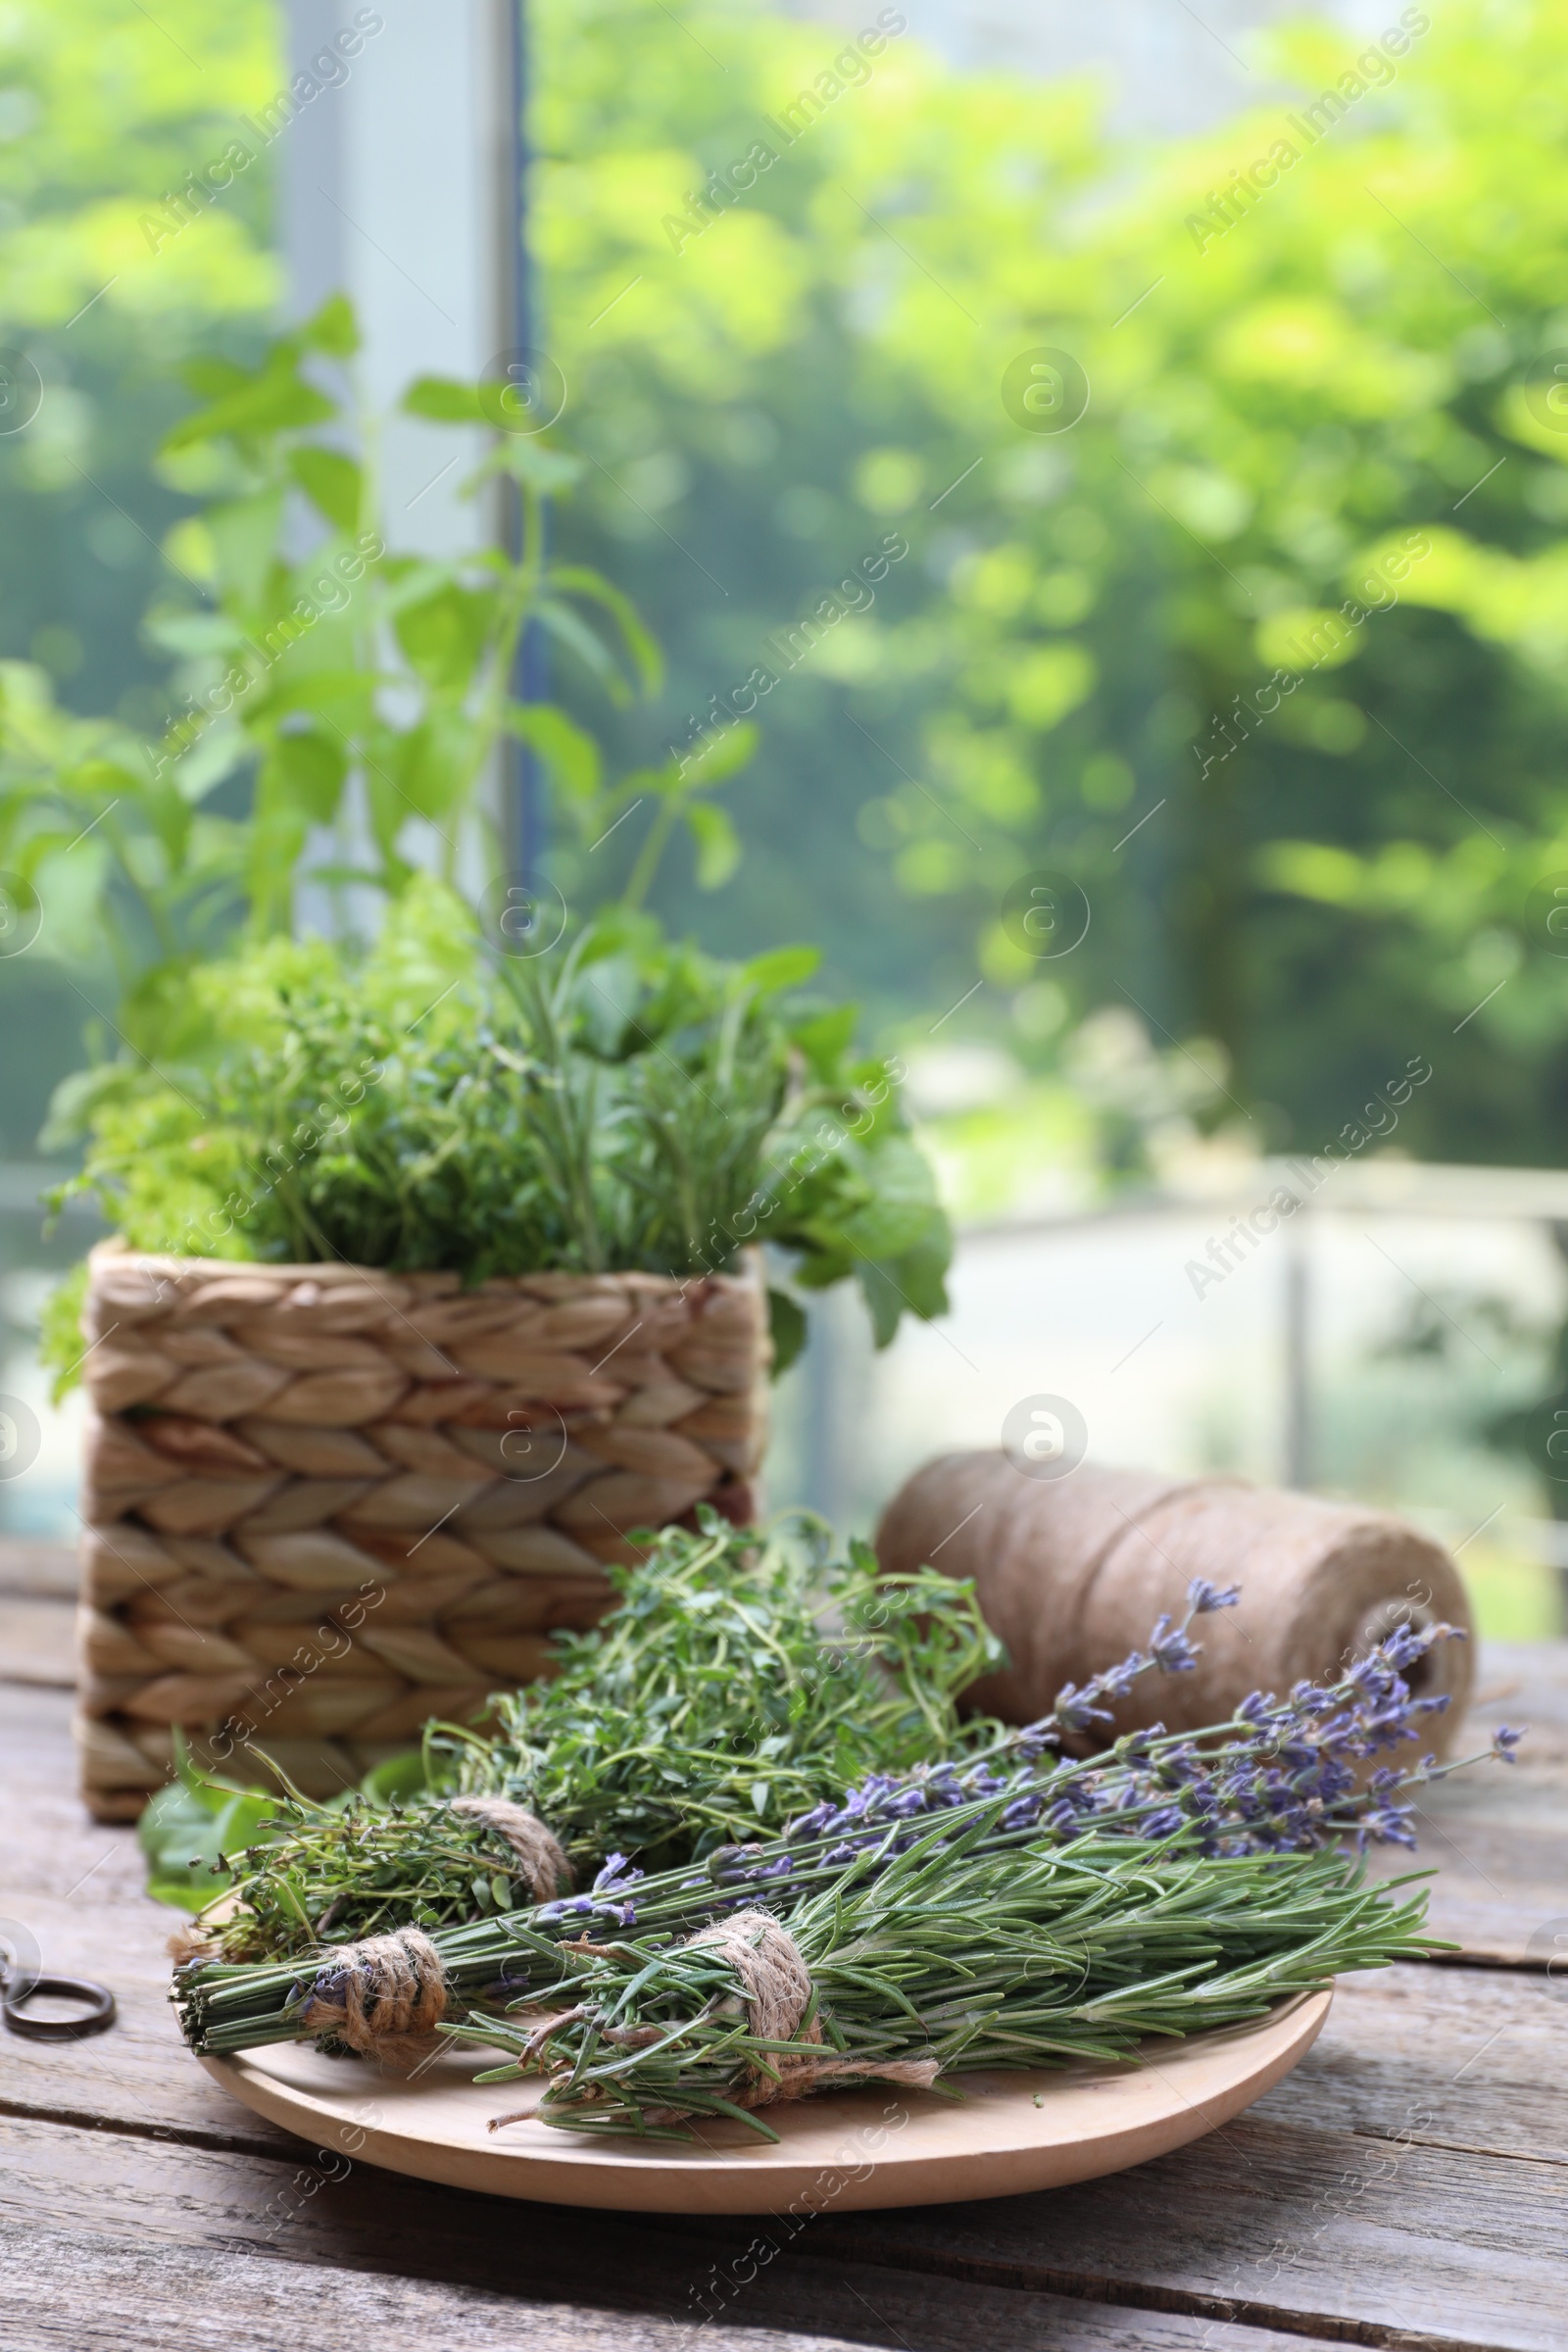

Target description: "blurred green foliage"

left=6, top=0, right=1568, bottom=1176
left=0, top=296, right=693, bottom=1123
left=532, top=0, right=1568, bottom=1162
left=0, top=0, right=275, bottom=1151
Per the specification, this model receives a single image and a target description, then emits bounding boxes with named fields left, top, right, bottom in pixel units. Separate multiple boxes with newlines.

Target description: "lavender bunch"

left=775, top=1588, right=1492, bottom=1870
left=173, top=1587, right=1515, bottom=2058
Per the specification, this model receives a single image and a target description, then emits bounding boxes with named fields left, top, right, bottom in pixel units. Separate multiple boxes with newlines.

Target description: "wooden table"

left=4, top=1541, right=1566, bottom=2352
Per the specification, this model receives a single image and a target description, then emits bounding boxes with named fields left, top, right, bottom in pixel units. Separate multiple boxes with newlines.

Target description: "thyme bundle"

left=174, top=1588, right=1519, bottom=2061
left=187, top=1517, right=1004, bottom=1964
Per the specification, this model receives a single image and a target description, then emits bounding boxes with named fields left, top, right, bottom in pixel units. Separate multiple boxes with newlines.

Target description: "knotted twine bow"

left=447, top=1796, right=572, bottom=1903
left=299, top=1926, right=449, bottom=2068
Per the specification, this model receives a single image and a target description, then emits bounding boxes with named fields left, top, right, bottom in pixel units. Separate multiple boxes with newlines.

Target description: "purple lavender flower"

left=1052, top=1680, right=1112, bottom=1734
left=1378, top=1624, right=1430, bottom=1670
left=1188, top=1578, right=1241, bottom=1614
left=782, top=1801, right=834, bottom=1839
left=1360, top=1805, right=1418, bottom=1849
left=1492, top=1724, right=1524, bottom=1765
left=1142, top=1806, right=1186, bottom=1838
left=1148, top=1615, right=1200, bottom=1673
left=591, top=1852, right=644, bottom=1896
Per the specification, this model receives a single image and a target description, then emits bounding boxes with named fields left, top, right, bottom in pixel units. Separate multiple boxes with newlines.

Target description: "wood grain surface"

left=2, top=1544, right=1563, bottom=2351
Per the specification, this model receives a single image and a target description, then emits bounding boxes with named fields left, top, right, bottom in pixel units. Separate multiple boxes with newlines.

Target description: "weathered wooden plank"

left=1391, top=1772, right=1568, bottom=1965
left=4, top=1645, right=1566, bottom=2349
left=0, top=2122, right=1392, bottom=2352
left=1465, top=1645, right=1568, bottom=1757
left=6, top=2225, right=821, bottom=2352
left=0, top=1680, right=300, bottom=2154
left=805, top=2103, right=1567, bottom=2351
left=0, top=1592, right=75, bottom=1685
left=0, top=1934, right=1559, bottom=2349
left=0, top=1536, right=77, bottom=1598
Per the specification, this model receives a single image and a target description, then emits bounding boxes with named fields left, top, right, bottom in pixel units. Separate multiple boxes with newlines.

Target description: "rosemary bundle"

left=465, top=1834, right=1437, bottom=2143
left=189, top=1516, right=1004, bottom=1964
left=173, top=1589, right=1518, bottom=2059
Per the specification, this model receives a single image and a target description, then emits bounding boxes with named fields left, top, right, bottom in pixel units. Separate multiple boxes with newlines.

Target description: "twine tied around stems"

left=687, top=1908, right=942, bottom=2109
left=488, top=1908, right=941, bottom=2132
left=299, top=1927, right=448, bottom=2067
left=449, top=1796, right=572, bottom=1902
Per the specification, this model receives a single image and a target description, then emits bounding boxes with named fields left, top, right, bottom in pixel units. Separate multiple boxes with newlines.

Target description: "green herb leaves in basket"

left=183, top=1516, right=1004, bottom=1963
left=43, top=881, right=950, bottom=1373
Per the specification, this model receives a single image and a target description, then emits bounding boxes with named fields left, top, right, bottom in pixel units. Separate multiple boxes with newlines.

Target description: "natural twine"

left=449, top=1796, right=572, bottom=1902
left=687, top=1908, right=942, bottom=2109
left=300, top=1926, right=448, bottom=2069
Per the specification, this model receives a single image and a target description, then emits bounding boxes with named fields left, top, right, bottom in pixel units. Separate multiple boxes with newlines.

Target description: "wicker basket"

left=74, top=1240, right=771, bottom=1821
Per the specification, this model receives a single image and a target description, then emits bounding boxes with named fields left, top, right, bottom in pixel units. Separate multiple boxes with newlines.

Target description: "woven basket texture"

left=74, top=1241, right=770, bottom=1820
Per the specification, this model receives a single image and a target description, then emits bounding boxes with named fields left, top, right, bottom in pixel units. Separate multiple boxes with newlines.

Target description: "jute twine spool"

left=74, top=1242, right=772, bottom=1821
left=875, top=1454, right=1474, bottom=1753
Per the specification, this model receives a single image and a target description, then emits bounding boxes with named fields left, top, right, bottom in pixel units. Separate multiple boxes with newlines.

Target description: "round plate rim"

left=200, top=1986, right=1332, bottom=2215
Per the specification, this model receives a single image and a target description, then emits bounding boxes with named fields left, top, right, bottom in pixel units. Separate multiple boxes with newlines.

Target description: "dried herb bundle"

left=192, top=1516, right=1004, bottom=1964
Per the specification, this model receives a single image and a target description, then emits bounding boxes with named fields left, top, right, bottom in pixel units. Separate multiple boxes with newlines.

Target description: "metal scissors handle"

left=0, top=1953, right=116, bottom=2041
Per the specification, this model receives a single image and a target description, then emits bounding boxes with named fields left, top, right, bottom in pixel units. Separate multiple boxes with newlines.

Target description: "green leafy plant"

left=44, top=877, right=950, bottom=1366
left=1, top=293, right=759, bottom=1092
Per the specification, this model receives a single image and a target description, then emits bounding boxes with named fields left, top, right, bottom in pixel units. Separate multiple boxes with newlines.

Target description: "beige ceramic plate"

left=202, top=1987, right=1330, bottom=2215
